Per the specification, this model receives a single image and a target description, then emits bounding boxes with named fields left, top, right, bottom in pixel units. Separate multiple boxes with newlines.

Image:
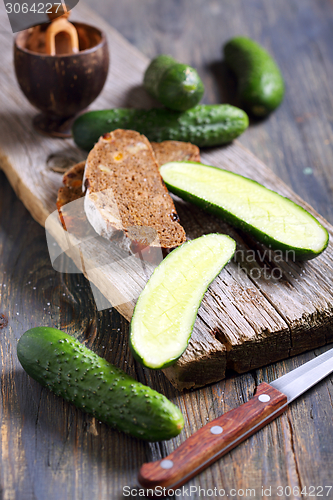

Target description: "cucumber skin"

left=143, top=55, right=176, bottom=99
left=161, top=163, right=329, bottom=260
left=144, top=55, right=205, bottom=111
left=224, top=37, right=285, bottom=116
left=158, top=63, right=205, bottom=111
left=72, top=104, right=249, bottom=151
left=130, top=234, right=236, bottom=369
left=17, top=327, right=184, bottom=441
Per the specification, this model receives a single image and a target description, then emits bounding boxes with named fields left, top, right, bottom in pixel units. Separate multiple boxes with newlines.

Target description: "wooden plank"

left=1, top=1, right=333, bottom=390
left=1, top=0, right=333, bottom=498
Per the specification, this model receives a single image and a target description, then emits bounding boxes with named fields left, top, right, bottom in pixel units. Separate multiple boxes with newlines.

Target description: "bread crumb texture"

left=83, top=130, right=187, bottom=248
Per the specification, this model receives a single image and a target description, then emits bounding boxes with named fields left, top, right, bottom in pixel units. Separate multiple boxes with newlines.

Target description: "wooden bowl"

left=14, top=23, right=109, bottom=138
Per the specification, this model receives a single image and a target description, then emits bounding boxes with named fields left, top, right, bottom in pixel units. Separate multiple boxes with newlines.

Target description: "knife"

left=138, top=348, right=333, bottom=490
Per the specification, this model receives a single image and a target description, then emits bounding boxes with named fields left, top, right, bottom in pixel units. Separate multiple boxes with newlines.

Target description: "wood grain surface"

left=1, top=0, right=333, bottom=393
left=139, top=383, right=288, bottom=490
left=1, top=0, right=333, bottom=498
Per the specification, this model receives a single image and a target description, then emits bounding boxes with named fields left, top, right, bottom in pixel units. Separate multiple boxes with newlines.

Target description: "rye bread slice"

left=56, top=140, right=200, bottom=238
left=56, top=141, right=201, bottom=214
left=56, top=161, right=85, bottom=208
left=151, top=140, right=200, bottom=166
left=83, top=129, right=186, bottom=248
left=56, top=161, right=86, bottom=231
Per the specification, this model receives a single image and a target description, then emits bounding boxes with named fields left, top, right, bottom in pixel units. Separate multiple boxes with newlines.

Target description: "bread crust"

left=83, top=130, right=187, bottom=248
left=56, top=137, right=201, bottom=246
left=151, top=140, right=200, bottom=166
left=56, top=161, right=85, bottom=231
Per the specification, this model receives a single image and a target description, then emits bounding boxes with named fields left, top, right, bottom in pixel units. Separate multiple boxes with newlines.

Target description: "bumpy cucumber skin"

left=161, top=162, right=329, bottom=260
left=144, top=55, right=204, bottom=111
left=158, top=64, right=205, bottom=111
left=143, top=55, right=176, bottom=99
left=224, top=37, right=285, bottom=117
left=17, top=327, right=184, bottom=441
left=72, top=104, right=249, bottom=151
left=129, top=234, right=236, bottom=369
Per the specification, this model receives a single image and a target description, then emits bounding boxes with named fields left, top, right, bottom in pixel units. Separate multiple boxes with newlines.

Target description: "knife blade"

left=138, top=347, right=333, bottom=490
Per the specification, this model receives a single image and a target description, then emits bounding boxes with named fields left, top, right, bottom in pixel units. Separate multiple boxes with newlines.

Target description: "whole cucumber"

left=72, top=104, right=249, bottom=151
left=144, top=54, right=205, bottom=111
left=17, top=327, right=184, bottom=441
left=224, top=36, right=285, bottom=117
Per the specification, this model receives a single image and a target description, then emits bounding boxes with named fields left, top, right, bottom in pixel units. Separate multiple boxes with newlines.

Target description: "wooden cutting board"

left=1, top=3, right=333, bottom=390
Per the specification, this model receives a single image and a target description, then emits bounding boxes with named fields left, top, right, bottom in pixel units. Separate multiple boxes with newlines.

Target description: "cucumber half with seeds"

left=130, top=234, right=236, bottom=369
left=160, top=162, right=329, bottom=260
left=17, top=327, right=184, bottom=441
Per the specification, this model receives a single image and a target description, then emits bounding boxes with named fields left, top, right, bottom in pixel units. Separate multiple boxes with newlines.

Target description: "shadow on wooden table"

left=208, top=59, right=239, bottom=108
left=207, top=60, right=272, bottom=126
left=2, top=368, right=148, bottom=473
left=121, top=84, right=159, bottom=109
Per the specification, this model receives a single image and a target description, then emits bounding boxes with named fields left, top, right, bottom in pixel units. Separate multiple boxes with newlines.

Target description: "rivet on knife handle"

left=138, top=382, right=288, bottom=490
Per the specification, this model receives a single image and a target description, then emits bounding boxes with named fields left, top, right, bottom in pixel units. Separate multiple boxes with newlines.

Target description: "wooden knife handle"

left=139, top=382, right=287, bottom=490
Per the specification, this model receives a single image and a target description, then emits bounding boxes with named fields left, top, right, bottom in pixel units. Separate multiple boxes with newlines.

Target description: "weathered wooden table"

left=1, top=0, right=333, bottom=498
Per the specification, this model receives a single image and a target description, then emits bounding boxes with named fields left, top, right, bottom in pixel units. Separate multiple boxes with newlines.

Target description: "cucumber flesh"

left=130, top=234, right=236, bottom=369
left=160, top=162, right=329, bottom=260
left=17, top=327, right=184, bottom=441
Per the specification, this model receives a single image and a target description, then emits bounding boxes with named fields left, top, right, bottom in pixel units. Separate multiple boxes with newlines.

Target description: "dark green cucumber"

left=224, top=36, right=285, bottom=116
left=144, top=54, right=204, bottom=111
left=72, top=104, right=249, bottom=151
left=160, top=162, right=329, bottom=260
left=17, top=327, right=184, bottom=441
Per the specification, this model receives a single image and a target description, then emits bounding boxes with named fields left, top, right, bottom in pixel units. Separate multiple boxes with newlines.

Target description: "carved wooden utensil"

left=14, top=5, right=109, bottom=138
left=45, top=5, right=79, bottom=56
left=139, top=348, right=333, bottom=490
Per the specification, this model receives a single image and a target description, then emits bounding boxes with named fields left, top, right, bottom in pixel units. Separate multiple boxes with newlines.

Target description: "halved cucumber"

left=160, top=162, right=329, bottom=260
left=130, top=234, right=236, bottom=369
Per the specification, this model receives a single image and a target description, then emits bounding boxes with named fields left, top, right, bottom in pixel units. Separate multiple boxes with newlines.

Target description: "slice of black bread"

left=56, top=161, right=85, bottom=231
left=56, top=141, right=200, bottom=210
left=83, top=129, right=186, bottom=248
left=56, top=139, right=201, bottom=236
left=151, top=140, right=200, bottom=166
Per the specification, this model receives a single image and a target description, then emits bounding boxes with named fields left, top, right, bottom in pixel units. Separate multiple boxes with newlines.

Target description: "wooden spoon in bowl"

left=45, top=4, right=79, bottom=55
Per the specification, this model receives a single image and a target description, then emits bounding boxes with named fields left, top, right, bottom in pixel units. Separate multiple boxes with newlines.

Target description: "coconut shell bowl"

left=14, top=9, right=109, bottom=138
